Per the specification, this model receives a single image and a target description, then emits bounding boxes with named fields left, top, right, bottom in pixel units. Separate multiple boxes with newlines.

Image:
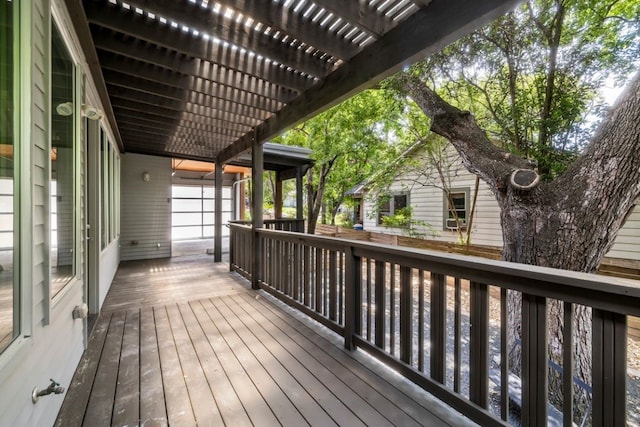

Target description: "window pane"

left=394, top=194, right=408, bottom=210
left=0, top=0, right=16, bottom=352
left=100, top=129, right=106, bottom=249
left=172, top=199, right=202, bottom=212
left=51, top=21, right=75, bottom=296
left=378, top=197, right=390, bottom=224
left=172, top=185, right=202, bottom=198
left=172, top=226, right=203, bottom=240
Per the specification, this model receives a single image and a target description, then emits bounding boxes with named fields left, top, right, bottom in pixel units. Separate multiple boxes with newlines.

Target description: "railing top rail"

left=229, top=219, right=304, bottom=224
left=252, top=227, right=640, bottom=316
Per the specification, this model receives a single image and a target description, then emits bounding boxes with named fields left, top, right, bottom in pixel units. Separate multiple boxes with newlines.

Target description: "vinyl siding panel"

left=120, top=153, right=172, bottom=261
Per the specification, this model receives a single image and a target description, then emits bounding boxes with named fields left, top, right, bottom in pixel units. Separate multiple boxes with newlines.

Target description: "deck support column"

left=252, top=136, right=264, bottom=290
left=214, top=162, right=223, bottom=262
left=296, top=167, right=304, bottom=232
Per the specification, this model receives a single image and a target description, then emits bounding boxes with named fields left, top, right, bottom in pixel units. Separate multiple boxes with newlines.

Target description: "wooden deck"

left=56, top=255, right=475, bottom=427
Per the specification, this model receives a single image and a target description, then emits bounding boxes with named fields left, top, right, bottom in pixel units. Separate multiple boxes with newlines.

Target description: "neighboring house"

left=356, top=142, right=640, bottom=264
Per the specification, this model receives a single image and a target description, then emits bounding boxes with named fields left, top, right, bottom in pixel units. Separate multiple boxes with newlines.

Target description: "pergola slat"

left=99, top=60, right=282, bottom=114
left=85, top=1, right=333, bottom=79
left=92, top=29, right=306, bottom=99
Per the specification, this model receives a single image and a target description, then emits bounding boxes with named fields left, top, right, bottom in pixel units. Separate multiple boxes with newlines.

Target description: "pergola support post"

left=214, top=162, right=223, bottom=262
left=252, top=136, right=264, bottom=290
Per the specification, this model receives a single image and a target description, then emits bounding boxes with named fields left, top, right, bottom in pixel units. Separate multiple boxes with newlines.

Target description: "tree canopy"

left=392, top=0, right=640, bottom=178
left=272, top=89, right=404, bottom=232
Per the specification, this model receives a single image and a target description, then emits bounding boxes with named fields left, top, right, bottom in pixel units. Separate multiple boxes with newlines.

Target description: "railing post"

left=229, top=225, right=235, bottom=272
left=469, top=281, right=489, bottom=408
left=344, top=246, right=361, bottom=351
left=400, top=266, right=412, bottom=364
left=592, top=309, right=627, bottom=427
left=521, top=293, right=547, bottom=425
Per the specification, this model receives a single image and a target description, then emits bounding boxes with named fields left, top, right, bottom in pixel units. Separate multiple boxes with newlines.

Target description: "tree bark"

left=401, top=71, right=640, bottom=416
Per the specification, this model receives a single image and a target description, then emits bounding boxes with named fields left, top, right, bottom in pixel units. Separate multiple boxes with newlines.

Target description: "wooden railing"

left=229, top=218, right=305, bottom=232
left=229, top=224, right=639, bottom=427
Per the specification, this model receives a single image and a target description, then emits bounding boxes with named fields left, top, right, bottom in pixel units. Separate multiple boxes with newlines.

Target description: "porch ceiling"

left=69, top=0, right=520, bottom=163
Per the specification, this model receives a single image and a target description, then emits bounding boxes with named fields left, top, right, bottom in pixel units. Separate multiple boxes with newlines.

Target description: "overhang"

left=66, top=0, right=522, bottom=164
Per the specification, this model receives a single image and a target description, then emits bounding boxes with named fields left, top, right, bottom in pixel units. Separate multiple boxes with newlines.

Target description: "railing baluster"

left=562, top=302, right=573, bottom=427
left=400, top=266, right=412, bottom=364
left=592, top=309, right=627, bottom=427
left=469, top=281, right=489, bottom=408
left=315, top=247, right=322, bottom=313
left=454, top=277, right=461, bottom=393
left=521, top=293, right=547, bottom=425
left=431, top=272, right=446, bottom=382
left=375, top=260, right=386, bottom=349
left=293, top=243, right=300, bottom=301
left=390, top=264, right=396, bottom=356
left=418, top=270, right=425, bottom=372
left=366, top=259, right=372, bottom=341
left=339, top=252, right=344, bottom=325
left=329, top=251, right=338, bottom=322
left=303, top=246, right=310, bottom=307
left=500, top=288, right=509, bottom=421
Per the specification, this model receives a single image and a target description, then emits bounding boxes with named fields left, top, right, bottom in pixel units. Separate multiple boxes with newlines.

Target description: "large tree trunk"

left=401, top=71, right=640, bottom=417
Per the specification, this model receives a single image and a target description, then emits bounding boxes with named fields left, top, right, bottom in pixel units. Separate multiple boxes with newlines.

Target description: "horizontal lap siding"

left=607, top=206, right=640, bottom=260
left=120, top=153, right=172, bottom=261
left=363, top=145, right=503, bottom=248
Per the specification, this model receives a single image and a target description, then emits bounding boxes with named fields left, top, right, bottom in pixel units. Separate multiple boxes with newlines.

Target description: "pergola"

left=67, top=0, right=521, bottom=163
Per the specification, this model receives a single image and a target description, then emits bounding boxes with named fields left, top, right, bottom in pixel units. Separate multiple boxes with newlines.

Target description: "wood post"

left=214, top=162, right=223, bottom=263
left=251, top=137, right=263, bottom=290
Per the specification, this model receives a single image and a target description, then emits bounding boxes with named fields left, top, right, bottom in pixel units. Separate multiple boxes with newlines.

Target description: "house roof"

left=66, top=0, right=521, bottom=164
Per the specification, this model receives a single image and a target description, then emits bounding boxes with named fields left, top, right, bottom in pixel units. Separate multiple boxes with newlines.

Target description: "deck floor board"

left=56, top=255, right=475, bottom=427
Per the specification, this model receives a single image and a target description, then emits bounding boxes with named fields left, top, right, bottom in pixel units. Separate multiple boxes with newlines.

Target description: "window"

left=100, top=127, right=119, bottom=250
left=377, top=193, right=409, bottom=225
left=444, top=188, right=469, bottom=230
left=51, top=20, right=76, bottom=296
left=171, top=184, right=232, bottom=240
left=0, top=0, right=18, bottom=353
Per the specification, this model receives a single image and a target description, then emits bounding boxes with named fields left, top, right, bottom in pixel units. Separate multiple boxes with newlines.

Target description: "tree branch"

left=400, top=74, right=534, bottom=194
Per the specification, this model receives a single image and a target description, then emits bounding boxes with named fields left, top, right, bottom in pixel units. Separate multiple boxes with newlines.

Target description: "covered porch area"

left=55, top=255, right=473, bottom=426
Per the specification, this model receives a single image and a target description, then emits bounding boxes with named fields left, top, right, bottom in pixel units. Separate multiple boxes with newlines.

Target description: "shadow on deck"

left=55, top=255, right=474, bottom=426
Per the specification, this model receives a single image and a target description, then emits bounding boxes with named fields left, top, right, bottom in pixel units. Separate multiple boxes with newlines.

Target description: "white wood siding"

left=120, top=153, right=172, bottom=261
left=0, top=2, right=85, bottom=426
left=363, top=144, right=504, bottom=247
